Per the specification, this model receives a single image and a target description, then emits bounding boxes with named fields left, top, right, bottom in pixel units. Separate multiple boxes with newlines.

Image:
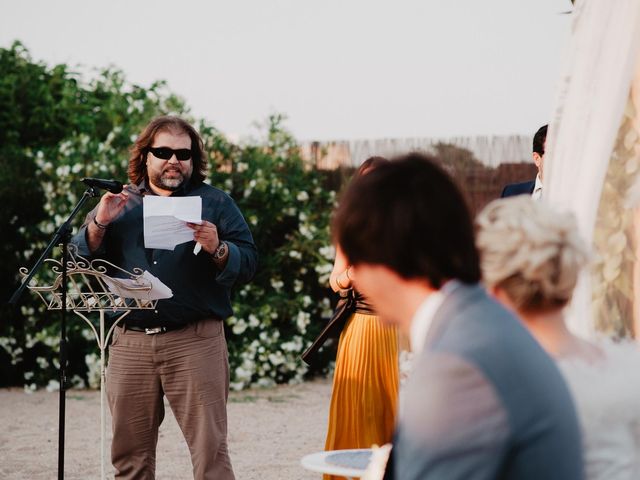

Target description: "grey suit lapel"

left=423, top=282, right=486, bottom=348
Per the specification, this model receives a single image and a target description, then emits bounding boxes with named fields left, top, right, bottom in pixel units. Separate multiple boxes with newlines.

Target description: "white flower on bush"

left=296, top=311, right=311, bottom=333
left=268, top=352, right=285, bottom=366
left=236, top=162, right=249, bottom=173
left=289, top=250, right=302, bottom=260
left=293, top=279, right=303, bottom=293
left=296, top=191, right=309, bottom=202
left=58, top=141, right=73, bottom=155
left=315, top=263, right=332, bottom=275
left=36, top=356, right=49, bottom=369
left=55, top=165, right=71, bottom=177
left=81, top=328, right=95, bottom=341
left=281, top=336, right=303, bottom=352
left=10, top=347, right=23, bottom=365
left=248, top=314, right=260, bottom=328
left=41, top=332, right=58, bottom=348
left=85, top=352, right=101, bottom=389
left=270, top=278, right=284, bottom=291
left=321, top=297, right=333, bottom=318
left=315, top=262, right=333, bottom=284
left=46, top=379, right=60, bottom=392
left=235, top=366, right=253, bottom=384
left=257, top=377, right=275, bottom=388
left=230, top=381, right=244, bottom=391
left=0, top=337, right=14, bottom=355
left=302, top=295, right=312, bottom=308
left=319, top=245, right=335, bottom=261
left=285, top=207, right=296, bottom=216
left=232, top=318, right=248, bottom=335
left=299, top=224, right=313, bottom=239
left=71, top=375, right=86, bottom=389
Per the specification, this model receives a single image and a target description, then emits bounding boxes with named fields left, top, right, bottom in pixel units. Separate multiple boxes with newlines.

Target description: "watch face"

left=213, top=242, right=227, bottom=259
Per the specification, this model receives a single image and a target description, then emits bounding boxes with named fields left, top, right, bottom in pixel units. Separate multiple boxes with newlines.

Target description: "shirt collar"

left=409, top=280, right=462, bottom=354
left=532, top=174, right=543, bottom=199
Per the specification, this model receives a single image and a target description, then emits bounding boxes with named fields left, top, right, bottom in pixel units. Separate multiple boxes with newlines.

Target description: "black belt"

left=124, top=324, right=185, bottom=335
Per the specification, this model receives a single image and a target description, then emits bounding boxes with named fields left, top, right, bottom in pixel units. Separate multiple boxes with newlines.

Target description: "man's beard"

left=149, top=168, right=189, bottom=191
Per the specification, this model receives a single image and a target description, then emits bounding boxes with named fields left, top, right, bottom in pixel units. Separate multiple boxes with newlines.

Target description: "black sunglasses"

left=147, top=146, right=192, bottom=161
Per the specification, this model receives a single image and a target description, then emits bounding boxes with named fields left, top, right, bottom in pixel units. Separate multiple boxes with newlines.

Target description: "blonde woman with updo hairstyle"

left=477, top=196, right=640, bottom=480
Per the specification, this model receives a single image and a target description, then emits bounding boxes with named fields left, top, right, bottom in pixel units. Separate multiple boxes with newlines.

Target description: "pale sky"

left=0, top=0, right=572, bottom=141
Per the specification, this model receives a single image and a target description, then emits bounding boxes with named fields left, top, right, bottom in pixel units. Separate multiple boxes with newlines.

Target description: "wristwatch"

left=212, top=241, right=228, bottom=260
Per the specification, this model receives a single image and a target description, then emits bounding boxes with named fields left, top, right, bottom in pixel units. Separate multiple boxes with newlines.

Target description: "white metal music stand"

left=20, top=244, right=159, bottom=480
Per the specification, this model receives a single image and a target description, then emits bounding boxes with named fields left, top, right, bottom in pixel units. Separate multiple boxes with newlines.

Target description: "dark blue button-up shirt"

left=72, top=180, right=257, bottom=327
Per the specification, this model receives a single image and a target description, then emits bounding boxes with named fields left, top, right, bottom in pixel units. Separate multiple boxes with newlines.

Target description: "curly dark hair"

left=128, top=116, right=208, bottom=185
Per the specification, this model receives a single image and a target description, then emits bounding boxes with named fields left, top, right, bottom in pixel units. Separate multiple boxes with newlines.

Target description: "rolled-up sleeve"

left=70, top=210, right=105, bottom=257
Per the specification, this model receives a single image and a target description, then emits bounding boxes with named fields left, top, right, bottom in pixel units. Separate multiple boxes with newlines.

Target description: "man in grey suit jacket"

left=332, top=153, right=584, bottom=480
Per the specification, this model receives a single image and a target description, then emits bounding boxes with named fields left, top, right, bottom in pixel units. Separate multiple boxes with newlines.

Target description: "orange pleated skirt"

left=324, top=312, right=399, bottom=480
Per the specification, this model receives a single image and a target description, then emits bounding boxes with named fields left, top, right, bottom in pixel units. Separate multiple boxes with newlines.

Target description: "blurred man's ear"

left=533, top=152, right=543, bottom=173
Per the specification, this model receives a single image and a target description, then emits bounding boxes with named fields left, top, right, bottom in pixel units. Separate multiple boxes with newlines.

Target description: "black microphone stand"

left=9, top=186, right=99, bottom=480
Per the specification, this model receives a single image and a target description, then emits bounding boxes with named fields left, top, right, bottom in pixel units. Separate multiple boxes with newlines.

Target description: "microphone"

left=81, top=178, right=124, bottom=194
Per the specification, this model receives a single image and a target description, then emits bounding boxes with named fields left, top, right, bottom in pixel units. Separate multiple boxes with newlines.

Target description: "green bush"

left=1, top=42, right=338, bottom=390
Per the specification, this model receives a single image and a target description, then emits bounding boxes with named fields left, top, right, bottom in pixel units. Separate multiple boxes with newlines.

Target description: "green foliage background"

left=0, top=42, right=338, bottom=390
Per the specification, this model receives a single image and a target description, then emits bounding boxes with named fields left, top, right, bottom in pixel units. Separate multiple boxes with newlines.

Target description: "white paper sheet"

left=104, top=270, right=173, bottom=300
left=143, top=196, right=202, bottom=250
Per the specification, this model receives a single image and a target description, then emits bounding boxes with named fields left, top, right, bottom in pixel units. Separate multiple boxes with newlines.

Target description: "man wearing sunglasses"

left=72, top=116, right=257, bottom=480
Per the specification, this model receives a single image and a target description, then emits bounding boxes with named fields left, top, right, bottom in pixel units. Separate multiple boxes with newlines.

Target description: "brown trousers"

left=106, top=319, right=235, bottom=480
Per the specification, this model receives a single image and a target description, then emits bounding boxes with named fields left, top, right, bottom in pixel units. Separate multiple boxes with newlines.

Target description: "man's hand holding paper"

left=187, top=221, right=221, bottom=254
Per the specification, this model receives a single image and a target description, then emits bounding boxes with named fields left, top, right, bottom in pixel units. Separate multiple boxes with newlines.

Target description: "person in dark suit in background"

left=333, top=153, right=584, bottom=480
left=501, top=124, right=547, bottom=199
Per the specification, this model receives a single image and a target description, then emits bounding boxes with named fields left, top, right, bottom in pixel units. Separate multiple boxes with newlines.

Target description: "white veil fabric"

left=545, top=0, right=640, bottom=339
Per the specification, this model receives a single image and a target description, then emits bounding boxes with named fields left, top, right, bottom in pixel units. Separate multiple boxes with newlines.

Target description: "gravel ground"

left=0, top=379, right=332, bottom=479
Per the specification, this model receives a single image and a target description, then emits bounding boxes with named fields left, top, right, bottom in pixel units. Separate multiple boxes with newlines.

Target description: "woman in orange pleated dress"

left=324, top=157, right=399, bottom=479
